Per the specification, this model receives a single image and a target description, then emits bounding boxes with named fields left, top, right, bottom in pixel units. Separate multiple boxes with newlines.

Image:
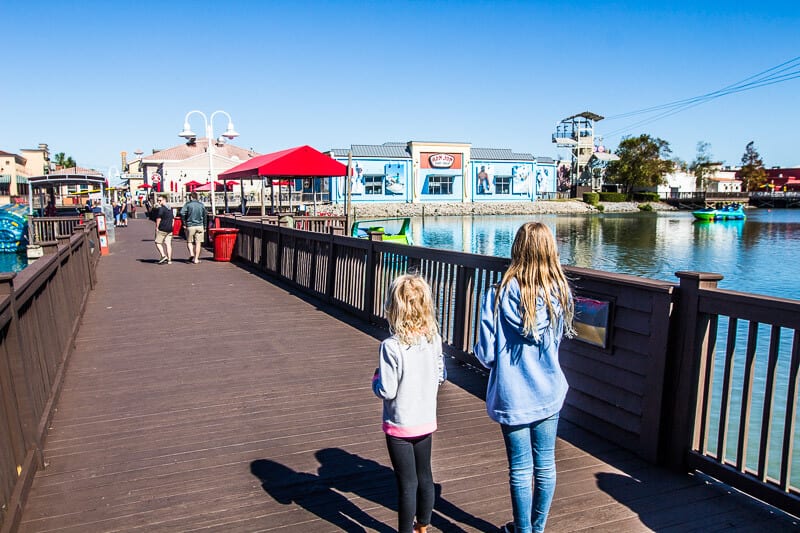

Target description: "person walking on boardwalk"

left=153, top=194, right=174, bottom=264
left=180, top=191, right=207, bottom=264
left=120, top=198, right=129, bottom=227
left=372, top=273, right=446, bottom=533
left=474, top=222, right=575, bottom=533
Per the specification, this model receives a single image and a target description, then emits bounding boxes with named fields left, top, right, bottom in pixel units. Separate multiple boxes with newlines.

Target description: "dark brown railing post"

left=665, top=271, right=723, bottom=468
left=325, top=228, right=338, bottom=302
left=452, top=265, right=475, bottom=353
left=364, top=238, right=379, bottom=321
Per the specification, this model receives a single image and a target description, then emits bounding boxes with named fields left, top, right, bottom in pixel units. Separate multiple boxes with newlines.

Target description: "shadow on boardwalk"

left=16, top=218, right=799, bottom=532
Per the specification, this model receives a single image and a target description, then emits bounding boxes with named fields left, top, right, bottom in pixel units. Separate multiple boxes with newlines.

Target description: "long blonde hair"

left=385, top=273, right=439, bottom=345
left=495, top=222, right=574, bottom=337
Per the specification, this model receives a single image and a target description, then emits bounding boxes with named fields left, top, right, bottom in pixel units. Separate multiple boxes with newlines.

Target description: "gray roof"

left=330, top=143, right=411, bottom=158
left=330, top=143, right=545, bottom=162
left=472, top=148, right=535, bottom=161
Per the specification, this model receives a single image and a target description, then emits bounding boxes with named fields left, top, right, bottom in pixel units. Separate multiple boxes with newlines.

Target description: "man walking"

left=180, top=192, right=208, bottom=264
left=153, top=194, right=174, bottom=264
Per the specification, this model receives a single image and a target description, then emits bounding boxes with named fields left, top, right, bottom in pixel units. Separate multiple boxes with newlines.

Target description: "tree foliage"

left=53, top=152, right=76, bottom=168
left=605, top=134, right=674, bottom=194
left=738, top=141, right=767, bottom=191
left=689, top=141, right=713, bottom=191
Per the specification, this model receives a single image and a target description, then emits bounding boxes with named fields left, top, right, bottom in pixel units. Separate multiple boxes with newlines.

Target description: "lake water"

left=414, top=208, right=800, bottom=482
left=0, top=252, right=29, bottom=274
left=412, top=208, right=800, bottom=300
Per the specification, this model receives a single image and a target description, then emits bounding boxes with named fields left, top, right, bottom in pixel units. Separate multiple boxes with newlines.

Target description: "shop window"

left=0, top=183, right=9, bottom=196
left=364, top=175, right=384, bottom=195
left=495, top=176, right=511, bottom=194
left=427, top=175, right=453, bottom=195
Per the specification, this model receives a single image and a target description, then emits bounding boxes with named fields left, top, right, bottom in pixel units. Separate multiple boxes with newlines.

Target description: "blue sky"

left=3, top=0, right=799, bottom=175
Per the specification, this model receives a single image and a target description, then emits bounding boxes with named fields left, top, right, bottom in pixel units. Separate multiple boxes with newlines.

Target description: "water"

left=0, top=252, right=29, bottom=274
left=413, top=208, right=800, bottom=483
left=413, top=209, right=800, bottom=300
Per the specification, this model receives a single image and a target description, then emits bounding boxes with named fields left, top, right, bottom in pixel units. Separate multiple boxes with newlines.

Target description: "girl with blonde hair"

left=372, top=273, right=446, bottom=533
left=475, top=222, right=574, bottom=533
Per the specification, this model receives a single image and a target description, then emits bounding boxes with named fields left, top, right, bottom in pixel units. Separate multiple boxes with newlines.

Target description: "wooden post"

left=364, top=238, right=378, bottom=322
left=452, top=265, right=476, bottom=354
left=664, top=271, right=723, bottom=468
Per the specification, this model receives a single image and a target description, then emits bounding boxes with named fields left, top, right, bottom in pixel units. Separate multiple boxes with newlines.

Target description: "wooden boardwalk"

left=17, top=219, right=798, bottom=532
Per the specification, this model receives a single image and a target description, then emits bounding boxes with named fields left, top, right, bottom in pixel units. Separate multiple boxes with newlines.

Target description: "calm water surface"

left=416, top=208, right=800, bottom=480
left=413, top=208, right=800, bottom=300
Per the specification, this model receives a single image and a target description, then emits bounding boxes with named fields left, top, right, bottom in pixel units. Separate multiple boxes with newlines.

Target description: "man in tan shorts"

left=180, top=192, right=208, bottom=264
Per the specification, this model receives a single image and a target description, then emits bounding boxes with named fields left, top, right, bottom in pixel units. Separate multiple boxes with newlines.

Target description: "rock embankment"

left=315, top=200, right=676, bottom=217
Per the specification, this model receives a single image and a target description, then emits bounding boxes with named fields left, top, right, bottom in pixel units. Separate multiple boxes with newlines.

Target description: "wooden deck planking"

left=16, top=219, right=799, bottom=532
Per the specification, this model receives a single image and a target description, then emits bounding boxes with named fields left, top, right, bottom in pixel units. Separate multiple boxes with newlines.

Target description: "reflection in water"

left=415, top=209, right=800, bottom=300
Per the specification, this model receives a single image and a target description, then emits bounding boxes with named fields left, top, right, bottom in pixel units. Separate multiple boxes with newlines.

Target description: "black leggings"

left=385, top=433, right=434, bottom=533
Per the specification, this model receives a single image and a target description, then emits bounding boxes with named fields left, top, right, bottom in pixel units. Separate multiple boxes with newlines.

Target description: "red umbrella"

left=225, top=180, right=238, bottom=191
left=137, top=183, right=152, bottom=189
left=195, top=181, right=224, bottom=192
left=184, top=180, right=202, bottom=191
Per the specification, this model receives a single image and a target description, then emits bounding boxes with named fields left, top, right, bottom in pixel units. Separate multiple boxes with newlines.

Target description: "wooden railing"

left=28, top=216, right=85, bottom=245
left=220, top=216, right=800, bottom=516
left=0, top=222, right=99, bottom=532
left=669, top=273, right=800, bottom=516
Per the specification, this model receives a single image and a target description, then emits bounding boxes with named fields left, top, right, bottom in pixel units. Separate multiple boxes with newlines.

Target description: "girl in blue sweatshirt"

left=373, top=273, right=446, bottom=533
left=475, top=222, right=574, bottom=533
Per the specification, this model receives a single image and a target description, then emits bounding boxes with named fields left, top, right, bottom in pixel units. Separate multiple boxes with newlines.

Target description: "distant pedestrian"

left=179, top=192, right=207, bottom=264
left=120, top=199, right=129, bottom=227
left=112, top=202, right=121, bottom=226
left=474, top=222, right=575, bottom=533
left=372, top=273, right=446, bottom=533
left=153, top=194, right=174, bottom=264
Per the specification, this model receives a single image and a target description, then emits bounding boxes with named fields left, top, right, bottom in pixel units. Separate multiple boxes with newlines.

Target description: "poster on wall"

left=384, top=163, right=405, bottom=195
left=476, top=165, right=494, bottom=194
left=512, top=165, right=532, bottom=194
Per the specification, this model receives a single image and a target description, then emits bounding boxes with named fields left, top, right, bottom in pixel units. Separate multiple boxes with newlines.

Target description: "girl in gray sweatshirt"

left=372, top=273, right=446, bottom=533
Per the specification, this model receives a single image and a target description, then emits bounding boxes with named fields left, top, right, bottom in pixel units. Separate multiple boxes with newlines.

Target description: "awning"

left=219, top=145, right=348, bottom=180
left=591, top=152, right=620, bottom=162
left=195, top=181, right=225, bottom=192
left=28, top=173, right=107, bottom=188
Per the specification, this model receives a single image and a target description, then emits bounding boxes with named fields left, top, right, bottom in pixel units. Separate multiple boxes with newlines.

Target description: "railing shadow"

left=251, top=447, right=497, bottom=532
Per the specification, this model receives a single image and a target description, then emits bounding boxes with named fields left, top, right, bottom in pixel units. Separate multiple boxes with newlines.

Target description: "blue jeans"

left=501, top=413, right=559, bottom=533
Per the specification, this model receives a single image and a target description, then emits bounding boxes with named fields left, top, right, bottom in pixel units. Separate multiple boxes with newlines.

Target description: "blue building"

left=325, top=141, right=557, bottom=204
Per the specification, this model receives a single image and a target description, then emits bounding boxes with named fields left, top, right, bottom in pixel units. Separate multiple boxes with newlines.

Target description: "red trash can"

left=209, top=228, right=239, bottom=261
left=172, top=217, right=183, bottom=236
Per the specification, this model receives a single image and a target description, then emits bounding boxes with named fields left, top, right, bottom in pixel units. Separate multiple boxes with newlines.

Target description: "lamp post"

left=178, top=110, right=239, bottom=217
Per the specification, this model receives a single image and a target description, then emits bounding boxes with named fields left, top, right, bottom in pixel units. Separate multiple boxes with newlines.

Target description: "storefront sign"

left=429, top=154, right=455, bottom=168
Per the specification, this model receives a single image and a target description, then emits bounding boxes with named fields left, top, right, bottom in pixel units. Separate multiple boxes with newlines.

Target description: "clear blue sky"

left=3, top=0, right=799, bottom=175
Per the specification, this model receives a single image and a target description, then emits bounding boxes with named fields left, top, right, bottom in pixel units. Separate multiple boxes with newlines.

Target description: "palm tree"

left=53, top=152, right=76, bottom=168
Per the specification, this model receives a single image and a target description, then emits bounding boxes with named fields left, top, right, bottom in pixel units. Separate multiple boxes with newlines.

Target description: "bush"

left=633, top=192, right=660, bottom=202
left=582, top=192, right=599, bottom=205
left=598, top=192, right=627, bottom=202
left=638, top=203, right=654, bottom=212
left=596, top=203, right=605, bottom=212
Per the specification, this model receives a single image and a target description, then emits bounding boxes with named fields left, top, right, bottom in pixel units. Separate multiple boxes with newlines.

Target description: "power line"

left=601, top=56, right=800, bottom=140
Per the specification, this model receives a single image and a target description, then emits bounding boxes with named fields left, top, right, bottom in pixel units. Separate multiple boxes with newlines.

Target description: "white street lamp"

left=179, top=110, right=239, bottom=217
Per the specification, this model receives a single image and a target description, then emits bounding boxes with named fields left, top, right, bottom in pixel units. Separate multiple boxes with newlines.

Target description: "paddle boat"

left=692, top=203, right=746, bottom=221
left=0, top=204, right=29, bottom=252
left=351, top=217, right=413, bottom=245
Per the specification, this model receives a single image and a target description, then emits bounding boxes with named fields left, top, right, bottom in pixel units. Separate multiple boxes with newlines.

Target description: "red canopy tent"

left=220, top=145, right=347, bottom=179
left=219, top=145, right=348, bottom=214
left=195, top=181, right=224, bottom=192
left=184, top=180, right=202, bottom=191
